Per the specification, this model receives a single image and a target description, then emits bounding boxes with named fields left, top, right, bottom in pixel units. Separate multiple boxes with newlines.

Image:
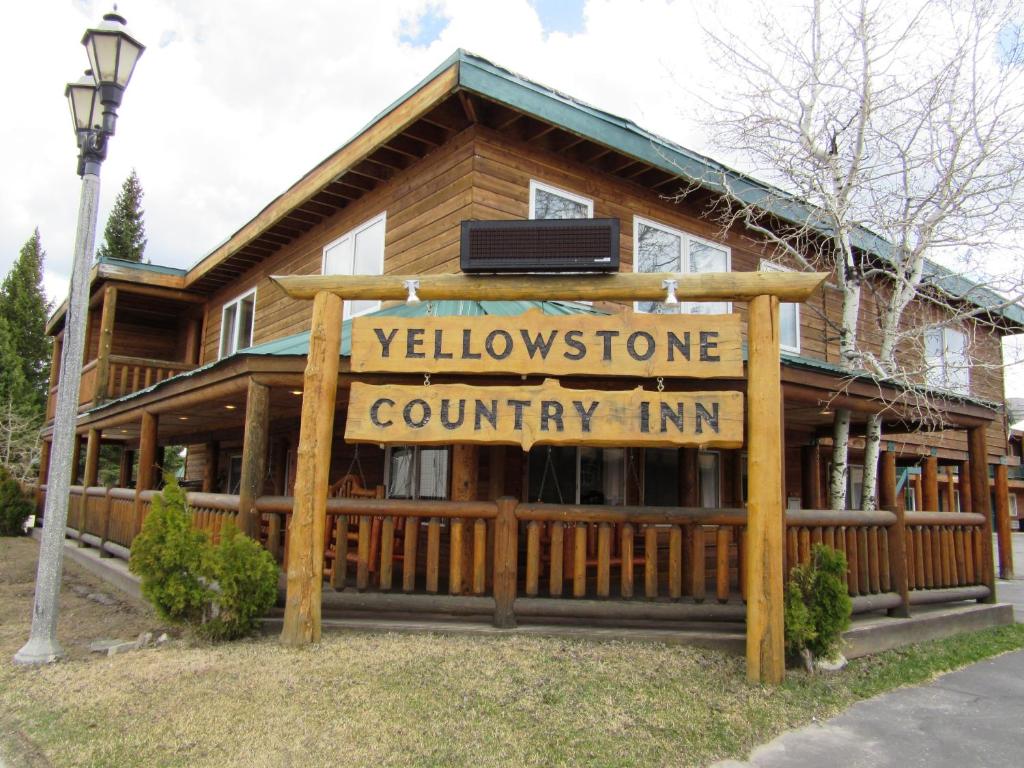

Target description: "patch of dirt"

left=0, top=536, right=164, bottom=661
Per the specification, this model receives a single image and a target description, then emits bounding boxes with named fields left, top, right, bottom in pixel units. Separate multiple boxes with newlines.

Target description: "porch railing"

left=38, top=483, right=995, bottom=629
left=104, top=355, right=193, bottom=399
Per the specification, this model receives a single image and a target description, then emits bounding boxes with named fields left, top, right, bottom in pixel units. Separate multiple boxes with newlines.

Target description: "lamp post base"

left=13, top=636, right=65, bottom=666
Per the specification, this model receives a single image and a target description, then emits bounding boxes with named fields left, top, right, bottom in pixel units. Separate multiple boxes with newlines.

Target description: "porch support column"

left=922, top=453, right=939, bottom=512
left=83, top=428, right=101, bottom=487
left=879, top=448, right=897, bottom=511
left=71, top=433, right=83, bottom=484
left=271, top=438, right=289, bottom=495
left=238, top=380, right=270, bottom=539
left=452, top=444, right=479, bottom=594
left=958, top=460, right=973, bottom=515
left=134, top=412, right=158, bottom=536
left=488, top=446, right=506, bottom=500
left=118, top=448, right=133, bottom=488
left=994, top=462, right=1014, bottom=579
left=968, top=426, right=996, bottom=602
left=746, top=294, right=785, bottom=684
left=281, top=291, right=342, bottom=646
left=944, top=466, right=956, bottom=512
left=202, top=441, right=219, bottom=493
left=800, top=444, right=821, bottom=509
left=93, top=285, right=118, bottom=405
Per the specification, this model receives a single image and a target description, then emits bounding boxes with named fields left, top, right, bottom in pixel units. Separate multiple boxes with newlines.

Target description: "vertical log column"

left=968, top=426, right=996, bottom=602
left=202, top=441, right=220, bottom=493
left=134, top=412, right=158, bottom=536
left=93, top=286, right=117, bottom=405
left=801, top=444, right=821, bottom=509
left=958, top=460, right=972, bottom=515
left=944, top=467, right=956, bottom=512
left=451, top=444, right=479, bottom=594
left=238, top=380, right=270, bottom=539
left=879, top=449, right=897, bottom=510
left=746, top=294, right=785, bottom=685
left=281, top=292, right=343, bottom=646
left=118, top=448, right=133, bottom=488
left=994, top=463, right=1014, bottom=579
left=83, top=428, right=101, bottom=487
left=922, top=454, right=939, bottom=512
left=71, top=433, right=83, bottom=485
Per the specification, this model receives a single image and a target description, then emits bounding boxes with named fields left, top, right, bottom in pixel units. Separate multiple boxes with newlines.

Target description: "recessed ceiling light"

left=178, top=416, right=188, bottom=421
left=225, top=404, right=236, bottom=410
left=291, top=390, right=302, bottom=396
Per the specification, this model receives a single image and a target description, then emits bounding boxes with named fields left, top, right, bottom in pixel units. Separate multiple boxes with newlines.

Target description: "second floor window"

left=634, top=216, right=731, bottom=315
left=924, top=327, right=969, bottom=395
left=323, top=212, right=386, bottom=319
left=219, top=289, right=255, bottom=359
left=529, top=180, right=593, bottom=220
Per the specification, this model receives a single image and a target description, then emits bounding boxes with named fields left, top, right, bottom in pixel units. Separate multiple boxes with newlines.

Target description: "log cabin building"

left=40, top=51, right=1022, bottom=652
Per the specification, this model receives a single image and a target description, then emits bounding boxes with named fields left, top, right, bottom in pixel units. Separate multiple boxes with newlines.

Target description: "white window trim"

left=924, top=326, right=970, bottom=395
left=632, top=215, right=732, bottom=314
left=322, top=211, right=387, bottom=320
left=218, top=287, right=257, bottom=360
left=528, top=179, right=594, bottom=219
left=759, top=260, right=801, bottom=354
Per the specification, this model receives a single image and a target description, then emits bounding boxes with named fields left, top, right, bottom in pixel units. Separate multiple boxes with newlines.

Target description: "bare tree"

left=0, top=396, right=41, bottom=485
left=677, top=0, right=1024, bottom=509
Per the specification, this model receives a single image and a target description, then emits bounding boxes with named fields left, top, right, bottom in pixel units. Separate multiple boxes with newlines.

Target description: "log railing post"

left=967, top=426, right=996, bottom=602
left=886, top=505, right=910, bottom=617
left=994, top=462, right=1014, bottom=579
left=94, top=285, right=118, bottom=404
left=493, top=496, right=518, bottom=628
left=99, top=486, right=113, bottom=558
left=745, top=294, right=785, bottom=684
left=238, top=380, right=270, bottom=539
left=281, top=291, right=343, bottom=646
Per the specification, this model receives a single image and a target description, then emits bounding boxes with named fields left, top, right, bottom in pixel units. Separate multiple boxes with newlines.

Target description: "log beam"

left=281, top=292, right=343, bottom=646
left=745, top=295, right=785, bottom=684
left=238, top=380, right=271, bottom=538
left=994, top=463, right=1014, bottom=579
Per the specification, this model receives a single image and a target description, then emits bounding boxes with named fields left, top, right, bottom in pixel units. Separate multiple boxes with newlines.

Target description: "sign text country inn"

left=346, top=381, right=744, bottom=450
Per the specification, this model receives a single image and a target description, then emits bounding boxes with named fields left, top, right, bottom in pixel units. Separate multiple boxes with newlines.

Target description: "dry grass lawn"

left=2, top=535, right=1022, bottom=768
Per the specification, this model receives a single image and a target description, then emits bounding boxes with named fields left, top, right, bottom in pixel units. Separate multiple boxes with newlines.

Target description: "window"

left=848, top=464, right=864, bottom=509
left=528, top=446, right=625, bottom=505
left=529, top=180, right=593, bottom=220
left=924, top=327, right=969, bottom=394
left=386, top=446, right=449, bottom=500
left=759, top=261, right=801, bottom=353
left=698, top=451, right=720, bottom=508
left=905, top=484, right=918, bottom=512
left=219, top=289, right=256, bottom=359
left=634, top=216, right=731, bottom=314
left=953, top=489, right=961, bottom=513
left=1010, top=493, right=1019, bottom=519
left=643, top=448, right=679, bottom=506
left=323, top=212, right=386, bottom=319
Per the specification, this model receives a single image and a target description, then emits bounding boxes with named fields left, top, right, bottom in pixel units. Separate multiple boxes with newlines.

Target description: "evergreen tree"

left=0, top=316, right=30, bottom=405
left=0, top=229, right=51, bottom=407
left=96, top=169, right=147, bottom=262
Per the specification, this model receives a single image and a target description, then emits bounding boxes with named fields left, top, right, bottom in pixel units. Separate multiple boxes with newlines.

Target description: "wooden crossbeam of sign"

left=346, top=379, right=744, bottom=450
left=351, top=309, right=742, bottom=378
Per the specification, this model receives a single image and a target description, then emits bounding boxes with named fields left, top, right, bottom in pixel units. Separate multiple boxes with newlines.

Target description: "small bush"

left=129, top=480, right=210, bottom=623
left=0, top=467, right=33, bottom=536
left=198, top=522, right=279, bottom=641
left=784, top=544, right=853, bottom=663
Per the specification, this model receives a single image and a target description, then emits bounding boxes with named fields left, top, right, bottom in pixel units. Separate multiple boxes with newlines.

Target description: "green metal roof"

left=244, top=299, right=606, bottom=358
left=86, top=300, right=604, bottom=412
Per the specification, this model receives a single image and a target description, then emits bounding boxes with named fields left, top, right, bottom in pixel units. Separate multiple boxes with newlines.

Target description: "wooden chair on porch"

left=323, top=473, right=388, bottom=588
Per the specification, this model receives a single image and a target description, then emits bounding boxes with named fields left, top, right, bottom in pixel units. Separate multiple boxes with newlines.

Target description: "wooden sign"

left=350, top=309, right=742, bottom=378
left=345, top=379, right=744, bottom=450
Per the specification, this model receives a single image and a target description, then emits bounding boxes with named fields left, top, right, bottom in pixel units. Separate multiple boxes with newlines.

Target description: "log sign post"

left=273, top=271, right=825, bottom=684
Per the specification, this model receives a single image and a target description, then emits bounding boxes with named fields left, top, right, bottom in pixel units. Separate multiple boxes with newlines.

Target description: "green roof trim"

left=97, top=256, right=187, bottom=277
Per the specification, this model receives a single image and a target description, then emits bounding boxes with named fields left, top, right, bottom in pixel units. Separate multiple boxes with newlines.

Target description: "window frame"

left=218, top=287, right=257, bottom=360
left=924, top=326, right=970, bottom=395
left=759, top=260, right=801, bottom=354
left=528, top=179, right=594, bottom=220
left=322, top=211, right=387, bottom=320
left=632, top=215, right=732, bottom=314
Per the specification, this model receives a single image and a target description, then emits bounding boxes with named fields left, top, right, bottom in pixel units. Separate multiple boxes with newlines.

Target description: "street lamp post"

left=15, top=11, right=144, bottom=665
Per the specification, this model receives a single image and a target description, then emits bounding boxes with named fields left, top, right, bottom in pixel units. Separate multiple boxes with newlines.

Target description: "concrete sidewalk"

left=714, top=532, right=1024, bottom=768
left=714, top=649, right=1024, bottom=767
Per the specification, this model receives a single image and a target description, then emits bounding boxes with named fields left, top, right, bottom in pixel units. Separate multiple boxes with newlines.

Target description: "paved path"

left=713, top=532, right=1024, bottom=768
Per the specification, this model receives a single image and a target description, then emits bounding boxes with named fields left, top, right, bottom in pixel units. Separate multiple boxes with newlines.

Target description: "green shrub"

left=129, top=480, right=210, bottom=623
left=784, top=544, right=853, bottom=663
left=0, top=467, right=33, bottom=536
left=198, top=522, right=279, bottom=641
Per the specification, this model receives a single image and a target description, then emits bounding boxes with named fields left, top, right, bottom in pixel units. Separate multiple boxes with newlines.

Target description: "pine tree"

left=96, top=169, right=147, bottom=262
left=0, top=229, right=52, bottom=407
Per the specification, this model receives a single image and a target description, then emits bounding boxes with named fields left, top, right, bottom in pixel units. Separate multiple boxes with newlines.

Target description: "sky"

left=3, top=0, right=1023, bottom=399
